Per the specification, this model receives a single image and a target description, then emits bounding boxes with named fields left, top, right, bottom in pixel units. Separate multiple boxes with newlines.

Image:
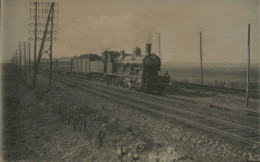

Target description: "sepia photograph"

left=0, top=0, right=259, bottom=161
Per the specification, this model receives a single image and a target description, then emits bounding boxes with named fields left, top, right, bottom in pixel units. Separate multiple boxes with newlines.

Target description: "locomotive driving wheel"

left=143, top=83, right=148, bottom=93
left=157, top=85, right=164, bottom=94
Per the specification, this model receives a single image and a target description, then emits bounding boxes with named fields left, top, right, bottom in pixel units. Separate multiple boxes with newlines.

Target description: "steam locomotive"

left=40, top=43, right=170, bottom=93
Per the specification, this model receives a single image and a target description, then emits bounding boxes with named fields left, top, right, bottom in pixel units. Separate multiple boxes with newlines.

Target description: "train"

left=39, top=43, right=170, bottom=93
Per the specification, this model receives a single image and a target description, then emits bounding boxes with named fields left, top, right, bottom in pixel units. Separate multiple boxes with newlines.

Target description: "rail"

left=39, top=72, right=260, bottom=146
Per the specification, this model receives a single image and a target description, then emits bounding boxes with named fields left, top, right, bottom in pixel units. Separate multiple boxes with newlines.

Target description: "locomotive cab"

left=142, top=44, right=170, bottom=94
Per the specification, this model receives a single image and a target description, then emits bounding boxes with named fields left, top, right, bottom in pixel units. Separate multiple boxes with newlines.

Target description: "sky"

left=1, top=0, right=259, bottom=64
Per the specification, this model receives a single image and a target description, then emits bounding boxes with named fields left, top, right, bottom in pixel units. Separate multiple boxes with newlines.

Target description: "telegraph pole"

left=29, top=1, right=58, bottom=88
left=200, top=31, right=204, bottom=85
left=158, top=33, right=161, bottom=58
left=34, top=1, right=37, bottom=74
left=19, top=42, right=22, bottom=76
left=24, top=42, right=26, bottom=76
left=246, top=24, right=250, bottom=107
left=32, top=2, right=55, bottom=88
left=49, top=5, right=54, bottom=86
left=157, top=33, right=161, bottom=75
left=29, top=42, right=31, bottom=75
left=16, top=50, right=18, bottom=71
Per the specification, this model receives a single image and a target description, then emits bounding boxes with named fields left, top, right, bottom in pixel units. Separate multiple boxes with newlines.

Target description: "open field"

left=162, top=63, right=260, bottom=89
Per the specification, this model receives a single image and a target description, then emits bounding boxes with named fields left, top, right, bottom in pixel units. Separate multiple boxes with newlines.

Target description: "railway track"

left=39, top=72, right=260, bottom=146
left=171, top=81, right=260, bottom=98
left=67, top=73, right=260, bottom=122
left=164, top=94, right=259, bottom=116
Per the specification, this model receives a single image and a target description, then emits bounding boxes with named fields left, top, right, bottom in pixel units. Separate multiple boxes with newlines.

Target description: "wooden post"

left=246, top=24, right=250, bottom=107
left=158, top=33, right=161, bottom=75
left=34, top=1, right=37, bottom=74
left=99, top=130, right=102, bottom=148
left=84, top=120, right=86, bottom=132
left=121, top=144, right=123, bottom=156
left=19, top=42, right=22, bottom=76
left=200, top=31, right=204, bottom=85
left=49, top=4, right=54, bottom=86
left=24, top=42, right=26, bottom=76
left=68, top=113, right=70, bottom=125
left=29, top=42, right=31, bottom=75
left=65, top=108, right=68, bottom=125
left=73, top=113, right=76, bottom=131
left=16, top=50, right=18, bottom=71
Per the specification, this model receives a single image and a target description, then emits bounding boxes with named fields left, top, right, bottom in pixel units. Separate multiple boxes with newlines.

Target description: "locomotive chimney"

left=146, top=43, right=152, bottom=55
